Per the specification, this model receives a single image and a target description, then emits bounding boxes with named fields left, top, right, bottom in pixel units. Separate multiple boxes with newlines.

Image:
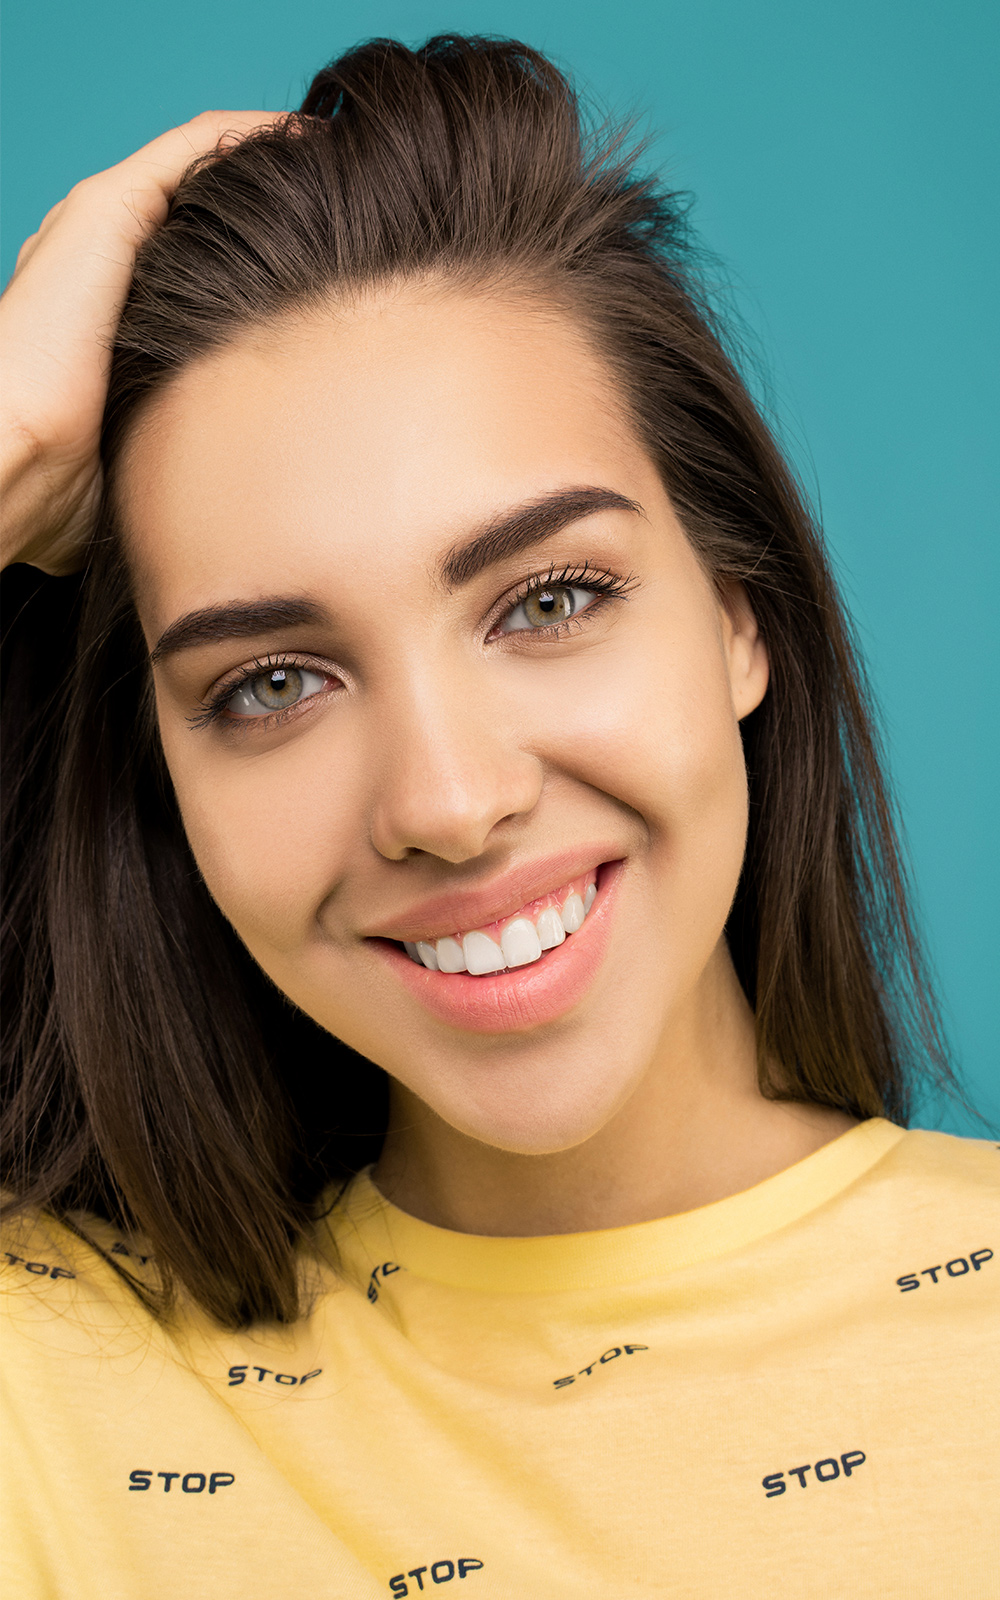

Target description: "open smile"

left=371, top=861, right=623, bottom=1034
left=401, top=870, right=598, bottom=975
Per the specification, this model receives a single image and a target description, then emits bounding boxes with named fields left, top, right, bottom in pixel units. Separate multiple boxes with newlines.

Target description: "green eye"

left=502, top=584, right=595, bottom=633
left=226, top=666, right=326, bottom=718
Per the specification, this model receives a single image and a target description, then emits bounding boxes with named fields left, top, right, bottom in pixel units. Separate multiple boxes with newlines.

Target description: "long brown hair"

left=1, top=35, right=957, bottom=1327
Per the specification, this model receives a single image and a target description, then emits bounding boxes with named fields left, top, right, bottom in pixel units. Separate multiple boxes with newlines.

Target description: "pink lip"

left=365, top=846, right=619, bottom=943
left=370, top=860, right=624, bottom=1034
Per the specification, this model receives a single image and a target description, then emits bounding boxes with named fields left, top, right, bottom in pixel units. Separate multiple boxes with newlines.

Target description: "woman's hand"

left=0, top=111, right=282, bottom=574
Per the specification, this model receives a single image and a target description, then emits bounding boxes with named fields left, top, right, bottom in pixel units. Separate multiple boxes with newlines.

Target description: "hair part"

left=2, top=34, right=959, bottom=1327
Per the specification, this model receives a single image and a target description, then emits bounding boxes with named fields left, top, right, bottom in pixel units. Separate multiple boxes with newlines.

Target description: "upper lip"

left=363, top=848, right=619, bottom=943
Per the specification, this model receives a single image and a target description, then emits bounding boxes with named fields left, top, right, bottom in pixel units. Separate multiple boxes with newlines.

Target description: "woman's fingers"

left=1, top=110, right=285, bottom=572
left=75, top=109, right=288, bottom=241
left=9, top=111, right=284, bottom=284
left=13, top=229, right=42, bottom=276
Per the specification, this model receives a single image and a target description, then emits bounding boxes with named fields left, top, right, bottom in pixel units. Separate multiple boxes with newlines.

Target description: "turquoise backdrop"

left=3, top=1, right=997, bottom=1131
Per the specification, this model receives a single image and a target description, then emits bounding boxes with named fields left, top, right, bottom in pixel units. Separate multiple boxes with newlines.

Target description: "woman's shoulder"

left=860, top=1127, right=999, bottom=1292
left=1, top=1205, right=159, bottom=1343
left=886, top=1125, right=1000, bottom=1193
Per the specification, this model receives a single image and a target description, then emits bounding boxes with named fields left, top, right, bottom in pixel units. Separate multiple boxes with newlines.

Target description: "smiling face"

left=122, top=282, right=769, bottom=1157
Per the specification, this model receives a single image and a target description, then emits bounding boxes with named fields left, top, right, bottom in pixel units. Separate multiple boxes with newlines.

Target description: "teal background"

left=3, top=2, right=997, bottom=1131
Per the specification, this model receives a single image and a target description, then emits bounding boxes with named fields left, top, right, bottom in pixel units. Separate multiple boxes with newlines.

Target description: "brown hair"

left=1, top=35, right=957, bottom=1327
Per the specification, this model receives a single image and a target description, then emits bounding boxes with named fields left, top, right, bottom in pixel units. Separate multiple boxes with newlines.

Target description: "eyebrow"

left=150, top=597, right=324, bottom=664
left=439, top=486, right=643, bottom=587
left=149, top=486, right=642, bottom=663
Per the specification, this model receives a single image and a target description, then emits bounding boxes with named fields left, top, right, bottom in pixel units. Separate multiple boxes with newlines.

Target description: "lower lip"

left=371, top=861, right=624, bottom=1034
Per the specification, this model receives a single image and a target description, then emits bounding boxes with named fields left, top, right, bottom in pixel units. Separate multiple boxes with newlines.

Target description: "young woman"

left=1, top=35, right=995, bottom=1600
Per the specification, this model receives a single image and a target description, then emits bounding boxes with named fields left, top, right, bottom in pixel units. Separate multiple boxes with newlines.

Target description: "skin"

left=0, top=112, right=282, bottom=573
left=122, top=282, right=854, bottom=1236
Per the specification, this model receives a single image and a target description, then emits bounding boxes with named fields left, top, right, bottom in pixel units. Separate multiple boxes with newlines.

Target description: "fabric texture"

left=2, top=1120, right=997, bottom=1598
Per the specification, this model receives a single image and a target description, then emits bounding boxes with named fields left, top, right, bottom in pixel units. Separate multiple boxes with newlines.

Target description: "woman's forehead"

left=119, top=285, right=659, bottom=622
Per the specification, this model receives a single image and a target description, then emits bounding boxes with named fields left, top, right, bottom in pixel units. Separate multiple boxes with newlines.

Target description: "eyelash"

left=488, top=561, right=636, bottom=640
left=188, top=652, right=335, bottom=732
left=192, top=562, right=636, bottom=731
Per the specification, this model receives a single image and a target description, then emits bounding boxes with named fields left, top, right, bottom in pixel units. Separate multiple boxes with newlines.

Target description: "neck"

left=373, top=944, right=856, bottom=1236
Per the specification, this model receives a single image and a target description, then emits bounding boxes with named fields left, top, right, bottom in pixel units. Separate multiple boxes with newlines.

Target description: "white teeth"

left=462, top=930, right=506, bottom=975
left=560, top=892, right=585, bottom=934
left=403, top=873, right=599, bottom=974
left=435, top=935, right=467, bottom=973
left=535, top=906, right=566, bottom=950
left=500, top=917, right=543, bottom=968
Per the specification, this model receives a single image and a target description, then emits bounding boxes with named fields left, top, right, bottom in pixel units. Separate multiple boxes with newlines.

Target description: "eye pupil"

left=252, top=666, right=303, bottom=710
left=524, top=584, right=573, bottom=628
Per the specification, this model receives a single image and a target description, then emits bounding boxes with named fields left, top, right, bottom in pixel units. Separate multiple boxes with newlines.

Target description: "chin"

left=426, top=1058, right=639, bottom=1158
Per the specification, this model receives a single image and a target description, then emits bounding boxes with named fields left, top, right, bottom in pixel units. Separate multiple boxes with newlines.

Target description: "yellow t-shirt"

left=2, top=1119, right=997, bottom=1599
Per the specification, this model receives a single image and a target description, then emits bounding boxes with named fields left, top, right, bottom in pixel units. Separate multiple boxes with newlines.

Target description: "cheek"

left=521, top=611, right=748, bottom=985
left=532, top=622, right=749, bottom=915
left=158, top=721, right=363, bottom=959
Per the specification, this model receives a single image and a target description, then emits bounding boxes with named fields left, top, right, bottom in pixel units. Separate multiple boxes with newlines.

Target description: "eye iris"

left=252, top=667, right=303, bottom=710
left=524, top=585, right=574, bottom=627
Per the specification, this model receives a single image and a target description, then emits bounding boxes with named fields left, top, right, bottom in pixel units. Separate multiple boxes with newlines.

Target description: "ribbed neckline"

left=333, top=1119, right=906, bottom=1294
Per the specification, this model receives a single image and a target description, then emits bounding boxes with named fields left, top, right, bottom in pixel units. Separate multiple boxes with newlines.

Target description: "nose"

left=368, top=672, right=544, bottom=864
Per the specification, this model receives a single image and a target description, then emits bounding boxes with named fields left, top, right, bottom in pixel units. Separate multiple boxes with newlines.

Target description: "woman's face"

left=124, top=285, right=768, bottom=1154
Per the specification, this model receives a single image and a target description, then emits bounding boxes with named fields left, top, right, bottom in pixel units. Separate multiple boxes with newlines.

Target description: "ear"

left=718, top=580, right=769, bottom=720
